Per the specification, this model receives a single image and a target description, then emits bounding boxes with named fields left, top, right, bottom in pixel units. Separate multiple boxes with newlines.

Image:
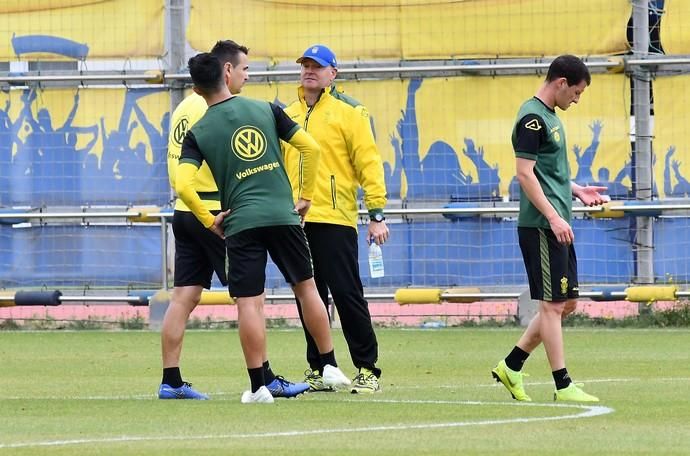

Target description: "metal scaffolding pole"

left=164, top=0, right=187, bottom=290
left=3, top=58, right=690, bottom=86
left=632, top=0, right=654, bottom=284
left=166, top=0, right=187, bottom=110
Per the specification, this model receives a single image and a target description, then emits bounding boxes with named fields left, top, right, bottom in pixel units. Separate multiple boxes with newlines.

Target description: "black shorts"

left=172, top=210, right=227, bottom=288
left=518, top=227, right=579, bottom=302
left=225, top=225, right=313, bottom=298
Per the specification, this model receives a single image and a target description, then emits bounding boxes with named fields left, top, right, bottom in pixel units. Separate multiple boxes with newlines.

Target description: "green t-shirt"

left=511, top=97, right=572, bottom=228
left=180, top=97, right=300, bottom=237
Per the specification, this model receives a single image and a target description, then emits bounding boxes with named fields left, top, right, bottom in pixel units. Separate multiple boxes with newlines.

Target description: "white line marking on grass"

left=0, top=400, right=613, bottom=449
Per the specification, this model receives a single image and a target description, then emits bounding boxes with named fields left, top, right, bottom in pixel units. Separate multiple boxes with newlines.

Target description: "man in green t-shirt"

left=159, top=40, right=309, bottom=401
left=176, top=52, right=351, bottom=403
left=492, top=55, right=607, bottom=403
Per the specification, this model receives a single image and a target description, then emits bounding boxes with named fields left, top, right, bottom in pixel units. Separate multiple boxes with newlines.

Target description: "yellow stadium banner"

left=660, top=1, right=690, bottom=55
left=188, top=0, right=630, bottom=63
left=559, top=74, right=631, bottom=197
left=244, top=74, right=630, bottom=200
left=0, top=0, right=95, bottom=13
left=653, top=75, right=690, bottom=198
left=0, top=0, right=164, bottom=60
left=408, top=74, right=630, bottom=199
left=401, top=0, right=631, bottom=59
left=188, top=0, right=402, bottom=63
left=1, top=86, right=170, bottom=205
left=4, top=86, right=168, bottom=164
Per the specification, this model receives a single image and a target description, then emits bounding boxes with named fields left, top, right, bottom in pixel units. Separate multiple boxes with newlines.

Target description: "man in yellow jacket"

left=283, top=44, right=389, bottom=393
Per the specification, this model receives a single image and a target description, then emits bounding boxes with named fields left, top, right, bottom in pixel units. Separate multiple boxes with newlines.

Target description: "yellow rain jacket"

left=282, top=85, right=387, bottom=228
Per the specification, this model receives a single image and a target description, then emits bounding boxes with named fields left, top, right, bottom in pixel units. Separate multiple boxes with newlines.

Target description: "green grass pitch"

left=1, top=328, right=689, bottom=455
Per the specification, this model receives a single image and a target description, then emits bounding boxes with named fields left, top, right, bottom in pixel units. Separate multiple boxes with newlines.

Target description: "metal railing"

left=3, top=56, right=690, bottom=85
left=4, top=201, right=690, bottom=296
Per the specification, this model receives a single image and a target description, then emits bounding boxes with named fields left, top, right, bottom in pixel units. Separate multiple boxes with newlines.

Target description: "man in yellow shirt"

left=282, top=45, right=389, bottom=393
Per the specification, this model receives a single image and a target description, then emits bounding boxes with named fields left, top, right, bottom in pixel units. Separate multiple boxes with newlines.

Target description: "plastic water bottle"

left=368, top=241, right=384, bottom=278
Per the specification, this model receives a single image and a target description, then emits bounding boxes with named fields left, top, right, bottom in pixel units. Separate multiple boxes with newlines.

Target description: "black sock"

left=248, top=367, right=265, bottom=393
left=505, top=346, right=530, bottom=371
left=552, top=368, right=572, bottom=390
left=319, top=350, right=337, bottom=372
left=263, top=360, right=276, bottom=385
left=162, top=367, right=183, bottom=388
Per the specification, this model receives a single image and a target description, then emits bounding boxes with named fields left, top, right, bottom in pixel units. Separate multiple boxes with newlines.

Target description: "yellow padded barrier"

left=199, top=291, right=235, bottom=305
left=625, top=286, right=677, bottom=303
left=127, top=206, right=162, bottom=223
left=443, top=288, right=481, bottom=303
left=606, top=57, right=625, bottom=74
left=148, top=290, right=233, bottom=306
left=144, top=70, right=164, bottom=84
left=0, top=293, right=15, bottom=307
left=150, top=289, right=170, bottom=303
left=590, top=202, right=625, bottom=219
left=395, top=288, right=442, bottom=305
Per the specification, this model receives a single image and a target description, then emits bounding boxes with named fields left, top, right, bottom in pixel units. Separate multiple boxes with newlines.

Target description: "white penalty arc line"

left=0, top=399, right=614, bottom=450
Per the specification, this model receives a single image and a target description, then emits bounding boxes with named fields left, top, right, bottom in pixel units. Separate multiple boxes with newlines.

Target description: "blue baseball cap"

left=296, top=44, right=337, bottom=68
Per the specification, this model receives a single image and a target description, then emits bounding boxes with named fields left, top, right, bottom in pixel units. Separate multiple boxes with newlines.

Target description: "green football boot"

left=554, top=383, right=599, bottom=402
left=491, top=359, right=532, bottom=401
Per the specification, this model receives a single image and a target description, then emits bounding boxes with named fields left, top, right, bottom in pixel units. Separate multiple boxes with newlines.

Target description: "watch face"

left=374, top=213, right=383, bottom=222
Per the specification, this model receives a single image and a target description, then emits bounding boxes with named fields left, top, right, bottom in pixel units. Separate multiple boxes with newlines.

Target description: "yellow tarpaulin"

left=1, top=87, right=169, bottom=165
left=0, top=0, right=164, bottom=60
left=244, top=74, right=630, bottom=199
left=188, top=0, right=402, bottom=62
left=660, top=0, right=690, bottom=55
left=401, top=0, right=631, bottom=58
left=188, top=0, right=630, bottom=62
left=0, top=74, right=630, bottom=202
left=653, top=75, right=690, bottom=198
left=0, top=0, right=97, bottom=13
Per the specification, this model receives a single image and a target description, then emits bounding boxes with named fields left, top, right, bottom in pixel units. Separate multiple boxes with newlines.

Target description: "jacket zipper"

left=330, top=175, right=337, bottom=209
left=304, top=104, right=315, bottom=131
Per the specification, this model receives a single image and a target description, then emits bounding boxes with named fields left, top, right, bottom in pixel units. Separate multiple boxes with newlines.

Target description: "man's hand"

left=367, top=220, right=390, bottom=246
left=294, top=198, right=311, bottom=224
left=547, top=213, right=574, bottom=245
left=210, top=209, right=231, bottom=239
left=574, top=184, right=608, bottom=206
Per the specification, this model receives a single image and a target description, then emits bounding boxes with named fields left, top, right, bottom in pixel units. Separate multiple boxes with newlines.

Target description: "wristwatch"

left=370, top=212, right=385, bottom=222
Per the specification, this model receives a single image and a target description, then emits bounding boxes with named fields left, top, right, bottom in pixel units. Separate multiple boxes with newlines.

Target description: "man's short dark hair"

left=210, top=40, right=249, bottom=67
left=546, top=54, right=591, bottom=87
left=188, top=52, right=223, bottom=95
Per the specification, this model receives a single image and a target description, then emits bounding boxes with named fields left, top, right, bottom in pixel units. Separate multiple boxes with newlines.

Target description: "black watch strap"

left=369, top=209, right=385, bottom=222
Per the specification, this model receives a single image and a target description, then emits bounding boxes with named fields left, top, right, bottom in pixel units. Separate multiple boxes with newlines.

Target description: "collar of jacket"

left=298, top=84, right=339, bottom=108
